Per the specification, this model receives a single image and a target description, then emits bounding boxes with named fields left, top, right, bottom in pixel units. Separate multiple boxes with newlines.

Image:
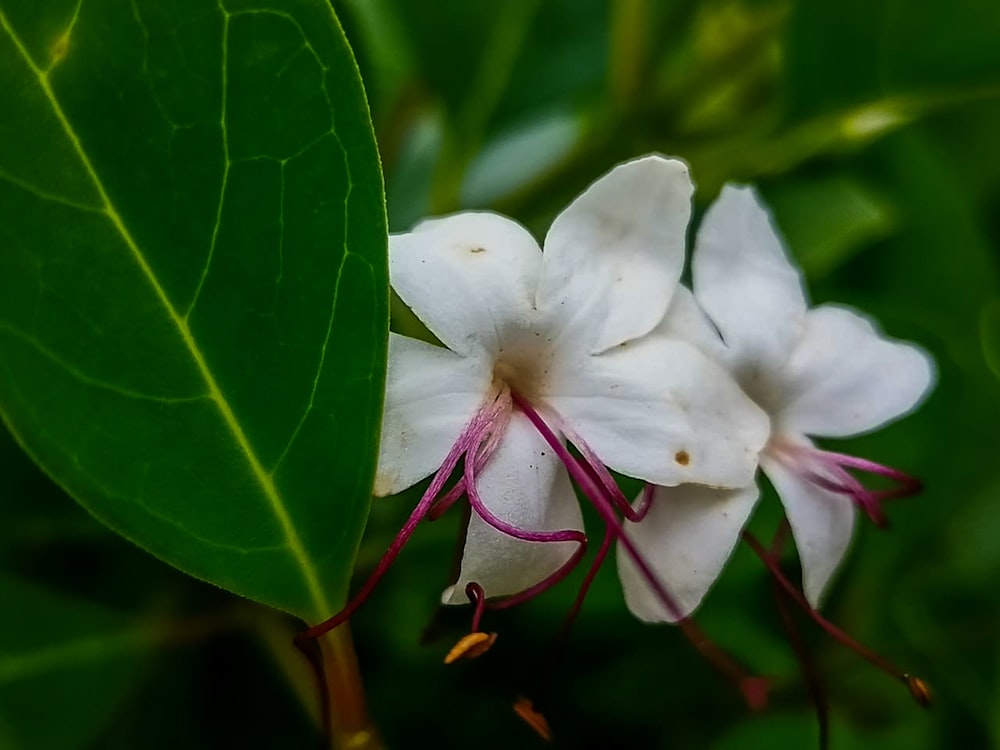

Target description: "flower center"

left=493, top=341, right=554, bottom=400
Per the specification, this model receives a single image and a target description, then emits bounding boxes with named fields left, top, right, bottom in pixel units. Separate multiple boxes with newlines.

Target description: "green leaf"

left=0, top=0, right=388, bottom=623
left=1, top=573, right=155, bottom=750
left=0, top=421, right=110, bottom=555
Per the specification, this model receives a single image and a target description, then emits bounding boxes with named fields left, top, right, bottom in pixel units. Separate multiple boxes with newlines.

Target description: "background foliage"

left=4, top=0, right=1000, bottom=747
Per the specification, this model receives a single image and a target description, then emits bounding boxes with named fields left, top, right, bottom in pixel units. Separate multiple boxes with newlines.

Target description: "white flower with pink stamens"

left=618, top=185, right=935, bottom=622
left=303, top=156, right=770, bottom=645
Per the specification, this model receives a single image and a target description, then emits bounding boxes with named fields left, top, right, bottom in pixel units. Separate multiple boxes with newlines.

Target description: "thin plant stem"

left=317, top=626, right=386, bottom=750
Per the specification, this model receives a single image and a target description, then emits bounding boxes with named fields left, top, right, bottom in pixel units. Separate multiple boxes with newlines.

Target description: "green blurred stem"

left=609, top=0, right=649, bottom=112
left=256, top=610, right=382, bottom=748
left=429, top=0, right=541, bottom=213
left=492, top=82, right=1000, bottom=222
left=318, top=626, right=385, bottom=750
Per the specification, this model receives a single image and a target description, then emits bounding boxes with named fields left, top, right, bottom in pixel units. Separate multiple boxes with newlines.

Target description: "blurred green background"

left=5, top=0, right=1000, bottom=747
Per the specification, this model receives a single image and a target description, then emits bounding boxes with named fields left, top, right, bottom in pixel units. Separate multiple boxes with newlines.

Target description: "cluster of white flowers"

left=308, top=156, right=934, bottom=695
left=373, top=153, right=932, bottom=624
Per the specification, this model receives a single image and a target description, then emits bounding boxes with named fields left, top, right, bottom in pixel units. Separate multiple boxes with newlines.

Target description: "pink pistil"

left=768, top=442, right=923, bottom=527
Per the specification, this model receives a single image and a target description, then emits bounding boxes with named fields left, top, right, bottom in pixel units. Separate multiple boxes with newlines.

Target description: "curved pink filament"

left=300, top=394, right=507, bottom=641
left=560, top=527, right=614, bottom=635
left=465, top=582, right=487, bottom=633
left=428, top=480, right=467, bottom=520
left=557, top=421, right=647, bottom=521
left=633, top=482, right=655, bottom=522
left=512, top=392, right=765, bottom=706
left=428, top=406, right=516, bottom=522
left=743, top=530, right=916, bottom=690
left=461, top=416, right=588, bottom=609
left=775, top=443, right=923, bottom=528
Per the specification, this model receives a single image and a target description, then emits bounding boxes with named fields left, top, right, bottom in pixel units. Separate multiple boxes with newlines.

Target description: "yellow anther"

left=443, top=631, right=497, bottom=664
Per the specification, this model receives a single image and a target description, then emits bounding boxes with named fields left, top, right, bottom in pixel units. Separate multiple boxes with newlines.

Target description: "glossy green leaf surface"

left=0, top=0, right=388, bottom=623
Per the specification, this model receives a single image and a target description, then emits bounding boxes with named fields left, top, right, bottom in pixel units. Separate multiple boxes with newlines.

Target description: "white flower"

left=618, top=185, right=935, bottom=622
left=375, top=157, right=769, bottom=612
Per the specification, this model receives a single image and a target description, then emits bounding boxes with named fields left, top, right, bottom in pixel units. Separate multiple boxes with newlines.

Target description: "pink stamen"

left=743, top=529, right=928, bottom=706
left=766, top=524, right=830, bottom=749
left=770, top=442, right=923, bottom=528
left=461, top=411, right=588, bottom=609
left=300, top=390, right=510, bottom=641
left=463, top=443, right=585, bottom=548
left=484, top=544, right=589, bottom=611
left=557, top=422, right=649, bottom=522
left=511, top=392, right=684, bottom=621
left=429, top=394, right=516, bottom=521
left=562, top=528, right=614, bottom=630
left=527, top=528, right=615, bottom=702
left=466, top=582, right=487, bottom=633
left=633, top=482, right=655, bottom=522
left=511, top=391, right=767, bottom=709
left=428, top=479, right=467, bottom=520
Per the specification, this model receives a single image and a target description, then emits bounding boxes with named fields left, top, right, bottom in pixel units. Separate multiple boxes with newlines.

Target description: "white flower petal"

left=655, top=285, right=729, bottom=362
left=390, top=212, right=543, bottom=357
left=762, top=450, right=855, bottom=607
left=777, top=305, right=936, bottom=438
left=375, top=334, right=491, bottom=496
left=443, top=411, right=584, bottom=603
left=538, top=155, right=693, bottom=353
left=692, top=185, right=808, bottom=369
left=545, top=336, right=769, bottom=488
left=617, top=483, right=759, bottom=622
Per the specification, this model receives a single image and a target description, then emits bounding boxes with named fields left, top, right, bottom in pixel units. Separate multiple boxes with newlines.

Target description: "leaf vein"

left=127, top=479, right=290, bottom=556
left=0, top=322, right=208, bottom=405
left=43, top=0, right=84, bottom=72
left=0, top=165, right=103, bottom=214
left=129, top=0, right=184, bottom=132
left=268, top=141, right=352, bottom=476
left=185, top=4, right=231, bottom=320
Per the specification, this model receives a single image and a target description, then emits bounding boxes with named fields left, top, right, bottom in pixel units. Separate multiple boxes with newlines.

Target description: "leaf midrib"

left=0, top=7, right=330, bottom=621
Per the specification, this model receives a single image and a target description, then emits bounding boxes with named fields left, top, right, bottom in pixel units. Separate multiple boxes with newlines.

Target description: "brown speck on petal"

left=470, top=247, right=486, bottom=254
left=674, top=450, right=690, bottom=466
left=443, top=631, right=497, bottom=664
left=513, top=696, right=552, bottom=742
